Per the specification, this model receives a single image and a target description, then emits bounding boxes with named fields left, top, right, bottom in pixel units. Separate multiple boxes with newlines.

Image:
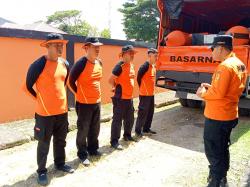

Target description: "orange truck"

left=156, top=0, right=250, bottom=113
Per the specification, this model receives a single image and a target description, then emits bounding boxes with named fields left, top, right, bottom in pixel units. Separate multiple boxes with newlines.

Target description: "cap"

left=147, top=48, right=158, bottom=54
left=84, top=37, right=103, bottom=46
left=40, top=33, right=68, bottom=47
left=120, top=45, right=138, bottom=55
left=211, top=35, right=233, bottom=51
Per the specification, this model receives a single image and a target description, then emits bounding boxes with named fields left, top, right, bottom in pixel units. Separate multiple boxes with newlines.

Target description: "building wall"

left=0, top=30, right=160, bottom=123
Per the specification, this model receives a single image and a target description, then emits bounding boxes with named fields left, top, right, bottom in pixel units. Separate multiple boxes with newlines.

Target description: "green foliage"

left=100, top=28, right=111, bottom=38
left=46, top=10, right=111, bottom=38
left=119, top=0, right=159, bottom=42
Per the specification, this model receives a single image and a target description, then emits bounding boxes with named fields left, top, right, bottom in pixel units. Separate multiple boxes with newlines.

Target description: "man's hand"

left=196, top=85, right=207, bottom=98
left=201, top=83, right=211, bottom=89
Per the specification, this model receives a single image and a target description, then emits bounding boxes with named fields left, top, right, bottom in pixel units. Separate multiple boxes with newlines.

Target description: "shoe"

left=135, top=132, right=143, bottom=141
left=136, top=132, right=143, bottom=138
left=89, top=150, right=103, bottom=156
left=80, top=158, right=91, bottom=166
left=143, top=129, right=157, bottom=134
left=37, top=173, right=48, bottom=186
left=56, top=164, right=75, bottom=173
left=123, top=135, right=136, bottom=142
left=111, top=142, right=123, bottom=150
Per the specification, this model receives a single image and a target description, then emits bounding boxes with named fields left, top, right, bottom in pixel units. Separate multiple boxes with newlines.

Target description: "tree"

left=119, top=0, right=159, bottom=43
left=46, top=10, right=111, bottom=38
left=100, top=28, right=111, bottom=39
left=47, top=10, right=84, bottom=34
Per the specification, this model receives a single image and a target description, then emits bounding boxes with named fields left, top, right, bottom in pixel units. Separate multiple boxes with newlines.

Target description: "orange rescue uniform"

left=201, top=52, right=247, bottom=121
left=24, top=58, right=68, bottom=116
left=113, top=61, right=135, bottom=99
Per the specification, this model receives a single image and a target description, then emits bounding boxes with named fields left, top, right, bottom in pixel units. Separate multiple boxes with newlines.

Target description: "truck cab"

left=156, top=0, right=250, bottom=112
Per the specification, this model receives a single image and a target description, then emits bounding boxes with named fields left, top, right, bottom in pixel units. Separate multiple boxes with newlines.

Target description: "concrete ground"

left=1, top=102, right=250, bottom=187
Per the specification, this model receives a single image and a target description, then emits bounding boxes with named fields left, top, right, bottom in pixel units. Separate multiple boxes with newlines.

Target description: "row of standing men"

left=24, top=33, right=158, bottom=186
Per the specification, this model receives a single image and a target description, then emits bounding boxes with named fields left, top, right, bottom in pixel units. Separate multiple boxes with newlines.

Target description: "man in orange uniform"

left=196, top=35, right=247, bottom=187
left=109, top=45, right=137, bottom=150
left=68, top=37, right=103, bottom=166
left=135, top=48, right=158, bottom=137
left=24, top=33, right=74, bottom=186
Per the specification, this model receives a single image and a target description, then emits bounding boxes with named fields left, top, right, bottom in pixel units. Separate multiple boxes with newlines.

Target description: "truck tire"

left=186, top=99, right=202, bottom=108
left=239, top=108, right=250, bottom=117
left=179, top=98, right=188, bottom=107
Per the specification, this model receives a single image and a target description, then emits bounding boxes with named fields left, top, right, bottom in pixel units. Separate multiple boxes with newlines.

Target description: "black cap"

left=148, top=48, right=158, bottom=54
left=84, top=37, right=103, bottom=46
left=46, top=33, right=64, bottom=41
left=40, top=33, right=68, bottom=47
left=121, top=45, right=138, bottom=53
left=211, top=35, right=233, bottom=51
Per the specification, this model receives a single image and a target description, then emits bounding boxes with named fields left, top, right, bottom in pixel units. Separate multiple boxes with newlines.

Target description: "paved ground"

left=1, top=102, right=249, bottom=187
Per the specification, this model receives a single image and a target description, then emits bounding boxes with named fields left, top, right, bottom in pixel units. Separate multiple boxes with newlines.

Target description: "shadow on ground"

left=148, top=105, right=250, bottom=153
left=2, top=140, right=135, bottom=187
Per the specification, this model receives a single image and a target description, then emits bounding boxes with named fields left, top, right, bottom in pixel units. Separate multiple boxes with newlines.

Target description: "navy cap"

left=40, top=33, right=68, bottom=47
left=148, top=48, right=158, bottom=54
left=121, top=45, right=138, bottom=54
left=46, top=33, right=64, bottom=41
left=84, top=37, right=103, bottom=46
left=211, top=35, right=233, bottom=51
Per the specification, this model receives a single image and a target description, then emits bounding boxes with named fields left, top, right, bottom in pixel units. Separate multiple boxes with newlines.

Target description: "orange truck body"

left=156, top=0, right=250, bottom=109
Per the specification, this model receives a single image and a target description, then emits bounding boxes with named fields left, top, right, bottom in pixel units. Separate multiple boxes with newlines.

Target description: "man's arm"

left=137, top=62, right=149, bottom=87
left=24, top=56, right=46, bottom=99
left=201, top=65, right=232, bottom=100
left=108, top=75, right=117, bottom=92
left=68, top=57, right=87, bottom=95
left=59, top=57, right=70, bottom=86
left=109, top=62, right=122, bottom=91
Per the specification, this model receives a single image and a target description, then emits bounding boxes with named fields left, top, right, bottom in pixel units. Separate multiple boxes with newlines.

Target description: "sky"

left=0, top=0, right=127, bottom=39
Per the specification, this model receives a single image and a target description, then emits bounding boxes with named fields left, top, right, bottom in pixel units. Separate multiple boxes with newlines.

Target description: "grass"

left=229, top=121, right=250, bottom=185
left=173, top=119, right=250, bottom=187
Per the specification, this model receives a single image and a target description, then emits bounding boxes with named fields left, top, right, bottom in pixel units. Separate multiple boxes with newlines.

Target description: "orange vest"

left=139, top=64, right=156, bottom=96
left=202, top=53, right=247, bottom=121
left=76, top=60, right=102, bottom=104
left=114, top=62, right=135, bottom=99
left=35, top=59, right=68, bottom=116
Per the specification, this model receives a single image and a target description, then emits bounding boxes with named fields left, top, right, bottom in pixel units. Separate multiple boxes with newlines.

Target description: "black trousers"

left=135, top=96, right=155, bottom=134
left=110, top=97, right=135, bottom=144
left=34, top=113, right=68, bottom=174
left=204, top=117, right=238, bottom=180
left=76, top=102, right=101, bottom=160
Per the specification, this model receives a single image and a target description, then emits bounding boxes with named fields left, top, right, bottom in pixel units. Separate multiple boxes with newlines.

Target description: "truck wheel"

left=186, top=99, right=202, bottom=108
left=179, top=98, right=188, bottom=107
left=239, top=108, right=250, bottom=117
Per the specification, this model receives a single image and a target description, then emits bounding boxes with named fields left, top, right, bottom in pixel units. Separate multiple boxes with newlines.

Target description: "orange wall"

left=0, top=37, right=44, bottom=123
left=0, top=37, right=67, bottom=123
left=0, top=37, right=155, bottom=123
